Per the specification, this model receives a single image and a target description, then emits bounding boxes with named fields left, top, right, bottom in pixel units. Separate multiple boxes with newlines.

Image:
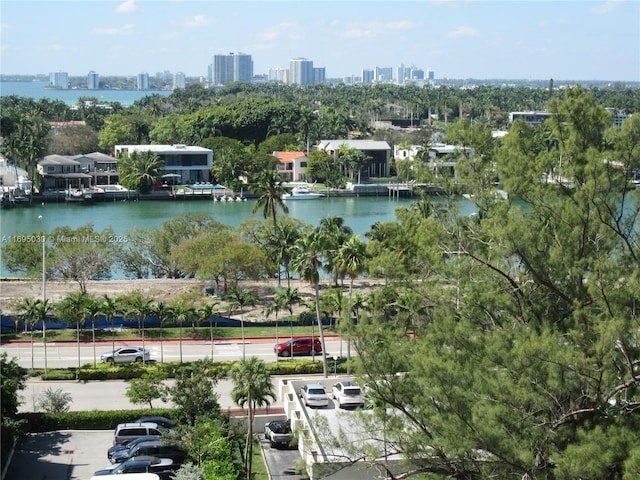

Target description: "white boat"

left=282, top=186, right=325, bottom=200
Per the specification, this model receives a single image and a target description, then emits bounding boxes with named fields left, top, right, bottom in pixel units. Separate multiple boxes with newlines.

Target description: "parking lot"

left=3, top=429, right=307, bottom=480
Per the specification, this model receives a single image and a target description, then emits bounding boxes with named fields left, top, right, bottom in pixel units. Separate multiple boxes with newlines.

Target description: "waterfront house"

left=274, top=151, right=308, bottom=182
left=114, top=144, right=213, bottom=184
left=393, top=143, right=474, bottom=179
left=317, top=140, right=391, bottom=179
left=73, top=152, right=119, bottom=185
left=38, top=154, right=92, bottom=192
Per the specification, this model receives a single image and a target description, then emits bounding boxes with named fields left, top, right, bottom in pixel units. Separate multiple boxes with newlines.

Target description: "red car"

left=274, top=336, right=323, bottom=357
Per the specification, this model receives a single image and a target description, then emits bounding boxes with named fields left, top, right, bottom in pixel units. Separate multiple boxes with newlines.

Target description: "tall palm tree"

left=101, top=294, right=120, bottom=358
left=251, top=169, right=288, bottom=226
left=228, top=289, right=256, bottom=361
left=291, top=231, right=329, bottom=377
left=83, top=295, right=102, bottom=368
left=57, top=290, right=90, bottom=374
left=336, top=235, right=368, bottom=373
left=14, top=297, right=41, bottom=369
left=171, top=298, right=195, bottom=363
left=196, top=300, right=220, bottom=359
left=275, top=287, right=301, bottom=347
left=316, top=216, right=353, bottom=286
left=151, top=300, right=172, bottom=363
left=230, top=357, right=276, bottom=480
left=117, top=150, right=164, bottom=194
left=121, top=291, right=154, bottom=365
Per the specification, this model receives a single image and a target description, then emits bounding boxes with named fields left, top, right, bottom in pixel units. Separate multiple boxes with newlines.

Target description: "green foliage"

left=36, top=387, right=73, bottom=413
left=165, top=359, right=222, bottom=425
left=1, top=353, right=27, bottom=417
left=117, top=150, right=164, bottom=193
left=125, top=370, right=167, bottom=408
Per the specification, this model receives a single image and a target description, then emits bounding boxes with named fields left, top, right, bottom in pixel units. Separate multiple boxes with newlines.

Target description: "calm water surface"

left=2, top=195, right=476, bottom=277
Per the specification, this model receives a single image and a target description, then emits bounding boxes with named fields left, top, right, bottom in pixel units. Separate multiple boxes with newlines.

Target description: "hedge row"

left=31, top=357, right=346, bottom=381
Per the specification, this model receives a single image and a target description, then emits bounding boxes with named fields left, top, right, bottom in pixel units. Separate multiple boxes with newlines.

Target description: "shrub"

left=36, top=388, right=72, bottom=413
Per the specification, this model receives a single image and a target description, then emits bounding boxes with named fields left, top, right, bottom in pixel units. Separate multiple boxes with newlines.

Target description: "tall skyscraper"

left=173, top=71, right=186, bottom=90
left=212, top=52, right=253, bottom=85
left=49, top=71, right=69, bottom=89
left=374, top=67, right=393, bottom=83
left=362, top=69, right=374, bottom=84
left=137, top=73, right=149, bottom=90
left=87, top=71, right=99, bottom=89
left=289, top=58, right=314, bottom=86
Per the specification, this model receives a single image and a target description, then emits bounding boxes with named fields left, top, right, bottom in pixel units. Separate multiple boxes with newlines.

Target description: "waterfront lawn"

left=2, top=325, right=325, bottom=343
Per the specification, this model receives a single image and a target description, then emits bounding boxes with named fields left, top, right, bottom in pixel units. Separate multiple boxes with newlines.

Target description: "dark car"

left=108, top=435, right=161, bottom=460
left=111, top=440, right=186, bottom=464
left=264, top=420, right=293, bottom=448
left=94, top=455, right=179, bottom=478
left=134, top=416, right=177, bottom=429
left=274, top=336, right=322, bottom=357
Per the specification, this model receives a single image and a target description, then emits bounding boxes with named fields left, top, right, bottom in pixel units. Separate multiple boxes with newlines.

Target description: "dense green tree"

left=126, top=370, right=167, bottom=408
left=117, top=150, right=164, bottom=193
left=165, top=359, right=222, bottom=426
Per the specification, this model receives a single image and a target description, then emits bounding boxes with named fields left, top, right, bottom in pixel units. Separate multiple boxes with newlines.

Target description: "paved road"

left=0, top=337, right=352, bottom=370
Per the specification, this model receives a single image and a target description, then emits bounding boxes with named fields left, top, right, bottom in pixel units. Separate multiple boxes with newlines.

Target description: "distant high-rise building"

left=87, top=71, right=99, bottom=89
left=290, top=58, right=315, bottom=86
left=268, top=68, right=288, bottom=83
left=49, top=71, right=69, bottom=89
left=427, top=70, right=435, bottom=82
left=313, top=67, right=326, bottom=84
left=374, top=67, right=393, bottom=83
left=212, top=52, right=253, bottom=85
left=137, top=73, right=149, bottom=90
left=410, top=67, right=424, bottom=81
left=362, top=69, right=374, bottom=84
left=173, top=72, right=186, bottom=90
left=396, top=63, right=407, bottom=84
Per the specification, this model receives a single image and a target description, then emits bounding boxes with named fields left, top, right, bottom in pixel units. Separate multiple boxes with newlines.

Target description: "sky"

left=1, top=0, right=639, bottom=82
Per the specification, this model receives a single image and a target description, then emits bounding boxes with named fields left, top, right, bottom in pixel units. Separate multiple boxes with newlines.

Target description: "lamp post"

left=38, top=215, right=47, bottom=375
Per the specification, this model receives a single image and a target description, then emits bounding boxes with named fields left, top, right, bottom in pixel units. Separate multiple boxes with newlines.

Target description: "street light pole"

left=38, top=215, right=47, bottom=375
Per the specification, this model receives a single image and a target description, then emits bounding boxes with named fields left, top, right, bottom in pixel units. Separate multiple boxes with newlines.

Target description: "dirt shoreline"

left=0, top=278, right=382, bottom=321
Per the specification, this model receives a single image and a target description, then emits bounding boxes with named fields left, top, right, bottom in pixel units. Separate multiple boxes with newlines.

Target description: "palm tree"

left=196, top=300, right=220, bottom=359
left=151, top=300, right=172, bottom=363
left=275, top=287, right=301, bottom=347
left=230, top=357, right=276, bottom=480
left=228, top=288, right=256, bottom=360
left=57, top=290, right=90, bottom=374
left=291, top=231, right=329, bottom=377
left=14, top=297, right=41, bottom=369
left=117, top=150, right=164, bottom=194
left=171, top=298, right=195, bottom=363
left=251, top=169, right=288, bottom=226
left=121, top=291, right=154, bottom=365
left=336, top=235, right=368, bottom=373
left=101, top=294, right=120, bottom=358
left=316, top=216, right=353, bottom=286
left=83, top=295, right=102, bottom=368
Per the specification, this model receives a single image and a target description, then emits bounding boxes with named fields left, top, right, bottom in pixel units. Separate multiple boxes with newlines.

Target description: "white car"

left=100, top=346, right=150, bottom=364
left=332, top=381, right=365, bottom=409
left=300, top=383, right=330, bottom=408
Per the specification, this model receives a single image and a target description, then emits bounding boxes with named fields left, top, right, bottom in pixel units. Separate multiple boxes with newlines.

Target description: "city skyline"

left=1, top=1, right=639, bottom=82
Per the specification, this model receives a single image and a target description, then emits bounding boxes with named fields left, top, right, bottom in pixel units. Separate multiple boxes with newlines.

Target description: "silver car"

left=100, top=346, right=150, bottom=364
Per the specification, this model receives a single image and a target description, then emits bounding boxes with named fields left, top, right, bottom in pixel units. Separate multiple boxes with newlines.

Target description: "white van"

left=112, top=422, right=166, bottom=445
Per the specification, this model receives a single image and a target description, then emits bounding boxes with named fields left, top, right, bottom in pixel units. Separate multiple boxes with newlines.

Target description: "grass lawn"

left=2, top=325, right=331, bottom=343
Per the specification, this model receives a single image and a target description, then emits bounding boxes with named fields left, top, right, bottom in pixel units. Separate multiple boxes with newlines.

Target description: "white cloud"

left=340, top=20, right=417, bottom=39
left=0, top=23, right=8, bottom=33
left=180, top=15, right=212, bottom=28
left=116, top=0, right=137, bottom=14
left=92, top=24, right=135, bottom=36
left=258, top=22, right=303, bottom=41
left=447, top=26, right=479, bottom=38
left=592, top=0, right=623, bottom=15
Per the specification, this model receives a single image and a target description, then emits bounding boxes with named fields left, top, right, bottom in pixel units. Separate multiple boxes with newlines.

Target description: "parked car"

left=111, top=440, right=186, bottom=464
left=133, top=416, right=176, bottom=429
left=332, top=381, right=365, bottom=409
left=274, top=337, right=322, bottom=357
left=100, top=346, right=151, bottom=364
left=108, top=436, right=161, bottom=460
left=112, top=422, right=168, bottom=445
left=300, top=383, right=330, bottom=408
left=91, top=474, right=159, bottom=480
left=264, top=420, right=293, bottom=448
left=94, top=456, right=180, bottom=478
